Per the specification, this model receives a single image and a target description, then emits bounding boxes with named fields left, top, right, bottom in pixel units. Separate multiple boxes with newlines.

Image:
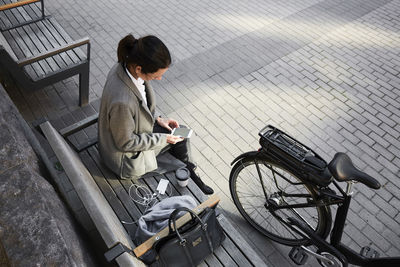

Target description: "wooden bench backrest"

left=0, top=44, right=32, bottom=87
left=0, top=32, right=17, bottom=60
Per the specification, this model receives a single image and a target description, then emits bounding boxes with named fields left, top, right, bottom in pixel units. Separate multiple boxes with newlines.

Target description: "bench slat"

left=212, top=245, right=239, bottom=267
left=214, top=218, right=253, bottom=266
left=203, top=253, right=224, bottom=267
left=218, top=214, right=266, bottom=266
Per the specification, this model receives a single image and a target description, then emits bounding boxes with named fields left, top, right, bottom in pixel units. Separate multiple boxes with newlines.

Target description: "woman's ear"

left=135, top=65, right=142, bottom=75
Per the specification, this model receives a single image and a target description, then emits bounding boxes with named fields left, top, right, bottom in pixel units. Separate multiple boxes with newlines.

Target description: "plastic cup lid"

left=176, top=167, right=190, bottom=180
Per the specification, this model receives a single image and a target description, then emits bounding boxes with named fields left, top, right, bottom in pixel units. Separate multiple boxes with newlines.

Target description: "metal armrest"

left=59, top=113, right=99, bottom=138
left=17, top=37, right=90, bottom=66
left=0, top=0, right=40, bottom=11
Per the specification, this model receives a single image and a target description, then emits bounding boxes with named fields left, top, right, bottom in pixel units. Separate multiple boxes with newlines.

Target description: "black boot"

left=186, top=162, right=214, bottom=195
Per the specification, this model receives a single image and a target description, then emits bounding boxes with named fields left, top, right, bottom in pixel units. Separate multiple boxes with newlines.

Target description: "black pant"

left=153, top=123, right=191, bottom=163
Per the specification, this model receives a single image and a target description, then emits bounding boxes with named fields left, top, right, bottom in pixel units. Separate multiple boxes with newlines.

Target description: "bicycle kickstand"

left=289, top=246, right=337, bottom=266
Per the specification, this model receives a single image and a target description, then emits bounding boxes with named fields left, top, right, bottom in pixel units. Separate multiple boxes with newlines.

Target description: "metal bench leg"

left=79, top=66, right=89, bottom=106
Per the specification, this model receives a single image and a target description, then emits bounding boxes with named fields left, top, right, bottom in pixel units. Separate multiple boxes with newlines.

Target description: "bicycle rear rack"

left=258, top=125, right=328, bottom=175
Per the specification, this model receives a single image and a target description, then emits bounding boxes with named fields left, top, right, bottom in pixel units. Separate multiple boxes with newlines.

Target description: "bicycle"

left=229, top=125, right=400, bottom=267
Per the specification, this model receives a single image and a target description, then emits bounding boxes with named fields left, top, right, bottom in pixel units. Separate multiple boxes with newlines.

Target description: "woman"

left=98, top=34, right=213, bottom=194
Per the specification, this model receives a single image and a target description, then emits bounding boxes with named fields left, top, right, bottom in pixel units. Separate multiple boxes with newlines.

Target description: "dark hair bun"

left=117, top=34, right=171, bottom=74
left=117, top=34, right=137, bottom=62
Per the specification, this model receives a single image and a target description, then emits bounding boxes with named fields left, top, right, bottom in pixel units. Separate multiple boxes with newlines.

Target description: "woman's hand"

left=166, top=134, right=184, bottom=144
left=156, top=117, right=179, bottom=131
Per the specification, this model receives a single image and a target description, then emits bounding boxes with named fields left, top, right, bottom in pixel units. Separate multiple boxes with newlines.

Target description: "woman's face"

left=135, top=66, right=168, bottom=81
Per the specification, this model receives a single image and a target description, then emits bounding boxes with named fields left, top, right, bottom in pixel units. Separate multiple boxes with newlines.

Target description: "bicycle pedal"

left=289, top=246, right=309, bottom=265
left=360, top=246, right=380, bottom=258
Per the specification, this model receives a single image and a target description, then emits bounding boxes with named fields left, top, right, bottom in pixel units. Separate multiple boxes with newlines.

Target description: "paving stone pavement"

left=20, top=0, right=400, bottom=265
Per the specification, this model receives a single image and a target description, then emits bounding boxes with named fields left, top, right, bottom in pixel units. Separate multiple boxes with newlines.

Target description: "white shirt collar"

left=126, top=67, right=147, bottom=105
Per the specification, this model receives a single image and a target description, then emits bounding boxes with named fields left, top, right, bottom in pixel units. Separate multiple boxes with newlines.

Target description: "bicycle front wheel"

left=230, top=155, right=331, bottom=246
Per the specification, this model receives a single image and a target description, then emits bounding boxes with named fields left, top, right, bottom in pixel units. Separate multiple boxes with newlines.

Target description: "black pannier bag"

left=153, top=206, right=225, bottom=267
left=259, top=125, right=332, bottom=187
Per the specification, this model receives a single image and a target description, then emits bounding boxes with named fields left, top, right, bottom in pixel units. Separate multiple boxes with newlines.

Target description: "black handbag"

left=153, top=206, right=225, bottom=267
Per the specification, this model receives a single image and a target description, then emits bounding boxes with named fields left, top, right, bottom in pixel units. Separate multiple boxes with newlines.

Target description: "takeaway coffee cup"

left=175, top=167, right=190, bottom=187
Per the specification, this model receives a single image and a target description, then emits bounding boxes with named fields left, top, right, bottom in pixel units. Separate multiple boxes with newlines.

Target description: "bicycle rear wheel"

left=230, top=154, right=331, bottom=246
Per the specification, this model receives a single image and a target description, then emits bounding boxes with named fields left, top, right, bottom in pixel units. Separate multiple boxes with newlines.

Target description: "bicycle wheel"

left=230, top=155, right=331, bottom=246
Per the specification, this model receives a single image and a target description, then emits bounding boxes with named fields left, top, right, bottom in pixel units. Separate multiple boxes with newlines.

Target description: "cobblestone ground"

left=44, top=0, right=400, bottom=265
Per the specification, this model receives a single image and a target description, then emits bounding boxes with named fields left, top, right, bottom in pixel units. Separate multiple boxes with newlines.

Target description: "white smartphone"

left=171, top=127, right=193, bottom=138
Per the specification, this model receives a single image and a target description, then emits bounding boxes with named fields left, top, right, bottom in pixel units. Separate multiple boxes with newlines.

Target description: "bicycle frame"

left=286, top=179, right=400, bottom=267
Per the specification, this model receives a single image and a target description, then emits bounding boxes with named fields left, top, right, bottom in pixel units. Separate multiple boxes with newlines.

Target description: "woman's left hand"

left=157, top=117, right=179, bottom=131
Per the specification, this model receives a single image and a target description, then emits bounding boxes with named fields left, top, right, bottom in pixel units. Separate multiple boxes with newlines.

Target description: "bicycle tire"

left=230, top=154, right=331, bottom=246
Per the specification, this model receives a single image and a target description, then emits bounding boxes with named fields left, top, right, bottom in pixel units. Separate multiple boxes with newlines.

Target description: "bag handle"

left=170, top=207, right=215, bottom=257
left=168, top=206, right=196, bottom=229
left=168, top=207, right=207, bottom=243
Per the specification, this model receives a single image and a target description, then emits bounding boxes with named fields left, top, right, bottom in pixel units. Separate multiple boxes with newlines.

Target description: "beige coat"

left=98, top=63, right=168, bottom=179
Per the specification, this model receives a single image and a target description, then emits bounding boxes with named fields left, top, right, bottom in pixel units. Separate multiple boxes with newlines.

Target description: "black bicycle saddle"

left=328, top=152, right=381, bottom=189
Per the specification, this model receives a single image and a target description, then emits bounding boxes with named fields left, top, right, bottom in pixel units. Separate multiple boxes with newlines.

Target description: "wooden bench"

left=0, top=0, right=90, bottom=106
left=39, top=118, right=266, bottom=266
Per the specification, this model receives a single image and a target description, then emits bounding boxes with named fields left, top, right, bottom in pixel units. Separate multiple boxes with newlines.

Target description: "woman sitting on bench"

left=98, top=34, right=213, bottom=194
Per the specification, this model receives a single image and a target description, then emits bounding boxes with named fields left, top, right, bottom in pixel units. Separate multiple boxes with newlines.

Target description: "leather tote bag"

left=153, top=206, right=225, bottom=266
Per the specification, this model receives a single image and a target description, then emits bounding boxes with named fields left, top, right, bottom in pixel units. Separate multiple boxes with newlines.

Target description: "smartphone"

left=171, top=127, right=193, bottom=138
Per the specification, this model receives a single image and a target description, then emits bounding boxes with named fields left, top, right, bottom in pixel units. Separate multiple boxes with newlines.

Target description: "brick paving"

left=7, top=0, right=400, bottom=265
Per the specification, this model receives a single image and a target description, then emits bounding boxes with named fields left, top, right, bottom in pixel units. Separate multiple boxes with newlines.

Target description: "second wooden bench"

left=0, top=0, right=90, bottom=106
